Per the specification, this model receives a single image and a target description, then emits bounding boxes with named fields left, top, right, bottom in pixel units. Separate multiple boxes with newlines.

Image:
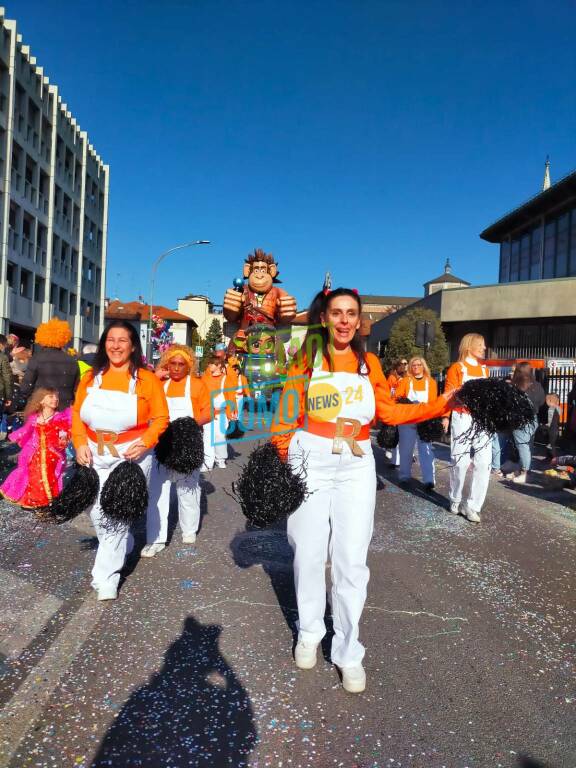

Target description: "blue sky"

left=13, top=0, right=576, bottom=312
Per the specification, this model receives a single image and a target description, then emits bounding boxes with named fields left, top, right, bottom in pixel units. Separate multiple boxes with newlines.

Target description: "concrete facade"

left=439, top=277, right=576, bottom=323
left=0, top=9, right=109, bottom=346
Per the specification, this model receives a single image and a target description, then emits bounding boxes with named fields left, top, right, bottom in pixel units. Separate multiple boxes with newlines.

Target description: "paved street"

left=0, top=438, right=575, bottom=768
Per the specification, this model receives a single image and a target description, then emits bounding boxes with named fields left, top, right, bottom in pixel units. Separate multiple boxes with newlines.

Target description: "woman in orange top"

left=395, top=356, right=438, bottom=490
left=387, top=358, right=408, bottom=395
left=73, top=320, right=169, bottom=601
left=271, top=288, right=452, bottom=693
left=201, top=356, right=237, bottom=470
left=442, top=333, right=489, bottom=524
left=142, top=345, right=211, bottom=558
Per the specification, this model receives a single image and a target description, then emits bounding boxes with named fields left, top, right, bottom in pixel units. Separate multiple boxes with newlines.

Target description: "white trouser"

left=202, top=415, right=229, bottom=469
left=288, top=430, right=376, bottom=668
left=146, top=462, right=201, bottom=544
left=88, top=440, right=152, bottom=591
left=398, top=424, right=435, bottom=484
left=449, top=411, right=491, bottom=513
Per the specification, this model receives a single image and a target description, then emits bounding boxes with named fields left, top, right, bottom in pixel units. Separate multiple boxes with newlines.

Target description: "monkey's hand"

left=277, top=294, right=297, bottom=321
left=223, top=289, right=244, bottom=321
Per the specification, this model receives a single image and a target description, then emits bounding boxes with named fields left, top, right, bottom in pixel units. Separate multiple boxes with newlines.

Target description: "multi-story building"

left=481, top=166, right=576, bottom=284
left=0, top=8, right=109, bottom=346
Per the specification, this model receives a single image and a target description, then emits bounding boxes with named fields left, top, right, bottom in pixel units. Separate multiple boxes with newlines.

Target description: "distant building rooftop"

left=106, top=300, right=196, bottom=324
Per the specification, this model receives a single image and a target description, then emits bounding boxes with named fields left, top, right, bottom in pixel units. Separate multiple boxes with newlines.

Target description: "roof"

left=360, top=295, right=418, bottom=306
left=480, top=167, right=576, bottom=243
left=424, top=272, right=470, bottom=286
left=105, top=300, right=197, bottom=324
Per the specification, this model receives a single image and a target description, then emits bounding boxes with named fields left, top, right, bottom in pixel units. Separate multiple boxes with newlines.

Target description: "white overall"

left=80, top=374, right=152, bottom=591
left=287, top=356, right=376, bottom=668
left=449, top=360, right=491, bottom=513
left=398, top=377, right=435, bottom=485
left=147, top=376, right=202, bottom=544
left=202, top=375, right=230, bottom=470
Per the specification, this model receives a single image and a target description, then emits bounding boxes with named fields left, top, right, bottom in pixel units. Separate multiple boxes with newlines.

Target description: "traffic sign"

left=195, top=345, right=204, bottom=357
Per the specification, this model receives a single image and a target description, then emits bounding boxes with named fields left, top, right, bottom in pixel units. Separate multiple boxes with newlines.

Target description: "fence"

left=435, top=365, right=576, bottom=433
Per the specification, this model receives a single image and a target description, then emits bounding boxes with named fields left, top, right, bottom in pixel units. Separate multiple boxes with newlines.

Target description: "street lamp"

left=147, top=240, right=210, bottom=362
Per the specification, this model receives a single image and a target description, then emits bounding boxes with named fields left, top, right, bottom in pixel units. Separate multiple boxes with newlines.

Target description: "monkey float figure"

left=223, top=249, right=297, bottom=352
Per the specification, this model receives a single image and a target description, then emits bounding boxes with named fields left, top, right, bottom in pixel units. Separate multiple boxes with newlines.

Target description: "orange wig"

left=34, top=318, right=73, bottom=349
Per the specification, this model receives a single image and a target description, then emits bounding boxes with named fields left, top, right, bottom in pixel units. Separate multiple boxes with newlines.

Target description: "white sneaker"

left=97, top=585, right=118, bottom=601
left=182, top=532, right=197, bottom=545
left=216, top=461, right=226, bottom=469
left=465, top=507, right=481, bottom=524
left=294, top=640, right=318, bottom=669
left=449, top=502, right=460, bottom=515
left=340, top=664, right=366, bottom=693
left=141, top=543, right=166, bottom=558
left=512, top=471, right=527, bottom=484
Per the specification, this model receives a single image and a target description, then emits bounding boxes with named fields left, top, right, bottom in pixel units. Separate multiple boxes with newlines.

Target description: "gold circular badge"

left=306, top=382, right=342, bottom=422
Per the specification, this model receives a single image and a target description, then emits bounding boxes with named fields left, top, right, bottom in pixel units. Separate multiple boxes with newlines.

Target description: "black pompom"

left=455, top=379, right=535, bottom=436
left=377, top=424, right=399, bottom=450
left=231, top=443, right=308, bottom=528
left=417, top=418, right=444, bottom=443
left=155, top=417, right=204, bottom=475
left=36, top=465, right=99, bottom=524
left=100, top=461, right=149, bottom=532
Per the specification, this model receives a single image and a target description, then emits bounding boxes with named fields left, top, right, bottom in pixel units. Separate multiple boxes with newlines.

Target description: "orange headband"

left=159, top=346, right=195, bottom=369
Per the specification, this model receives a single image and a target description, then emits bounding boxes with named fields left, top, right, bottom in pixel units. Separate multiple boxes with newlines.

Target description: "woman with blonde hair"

left=443, top=333, right=490, bottom=523
left=142, top=345, right=211, bottom=557
left=394, top=356, right=438, bottom=490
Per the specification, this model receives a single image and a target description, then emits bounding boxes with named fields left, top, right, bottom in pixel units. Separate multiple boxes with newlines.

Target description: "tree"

left=200, top=318, right=224, bottom=370
left=383, top=307, right=449, bottom=375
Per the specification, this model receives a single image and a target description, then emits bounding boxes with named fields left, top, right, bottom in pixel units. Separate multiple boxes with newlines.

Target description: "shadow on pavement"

left=516, top=755, right=556, bottom=768
left=91, top=615, right=257, bottom=768
left=230, top=520, right=298, bottom=636
left=229, top=521, right=337, bottom=661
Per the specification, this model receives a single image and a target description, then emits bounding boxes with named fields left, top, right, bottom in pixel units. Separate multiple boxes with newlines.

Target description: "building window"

left=543, top=220, right=556, bottom=279
left=499, top=241, right=510, bottom=282
left=70, top=293, right=77, bottom=315
left=556, top=212, right=569, bottom=278
left=59, top=288, right=68, bottom=313
left=569, top=208, right=576, bottom=277
left=34, top=275, right=45, bottom=303
left=20, top=269, right=32, bottom=298
left=50, top=282, right=57, bottom=304
left=519, top=233, right=530, bottom=281
left=7, top=262, right=16, bottom=290
left=510, top=239, right=520, bottom=281
left=530, top=224, right=542, bottom=280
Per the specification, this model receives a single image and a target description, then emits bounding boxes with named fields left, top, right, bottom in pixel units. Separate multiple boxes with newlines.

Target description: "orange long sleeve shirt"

left=270, top=350, right=447, bottom=457
left=394, top=375, right=438, bottom=403
left=201, top=370, right=238, bottom=419
left=387, top=372, right=403, bottom=393
left=164, top=376, right=212, bottom=426
left=72, top=368, right=169, bottom=450
left=445, top=358, right=488, bottom=414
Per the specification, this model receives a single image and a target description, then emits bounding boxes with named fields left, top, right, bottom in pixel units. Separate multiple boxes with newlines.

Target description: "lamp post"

left=147, top=240, right=210, bottom=362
